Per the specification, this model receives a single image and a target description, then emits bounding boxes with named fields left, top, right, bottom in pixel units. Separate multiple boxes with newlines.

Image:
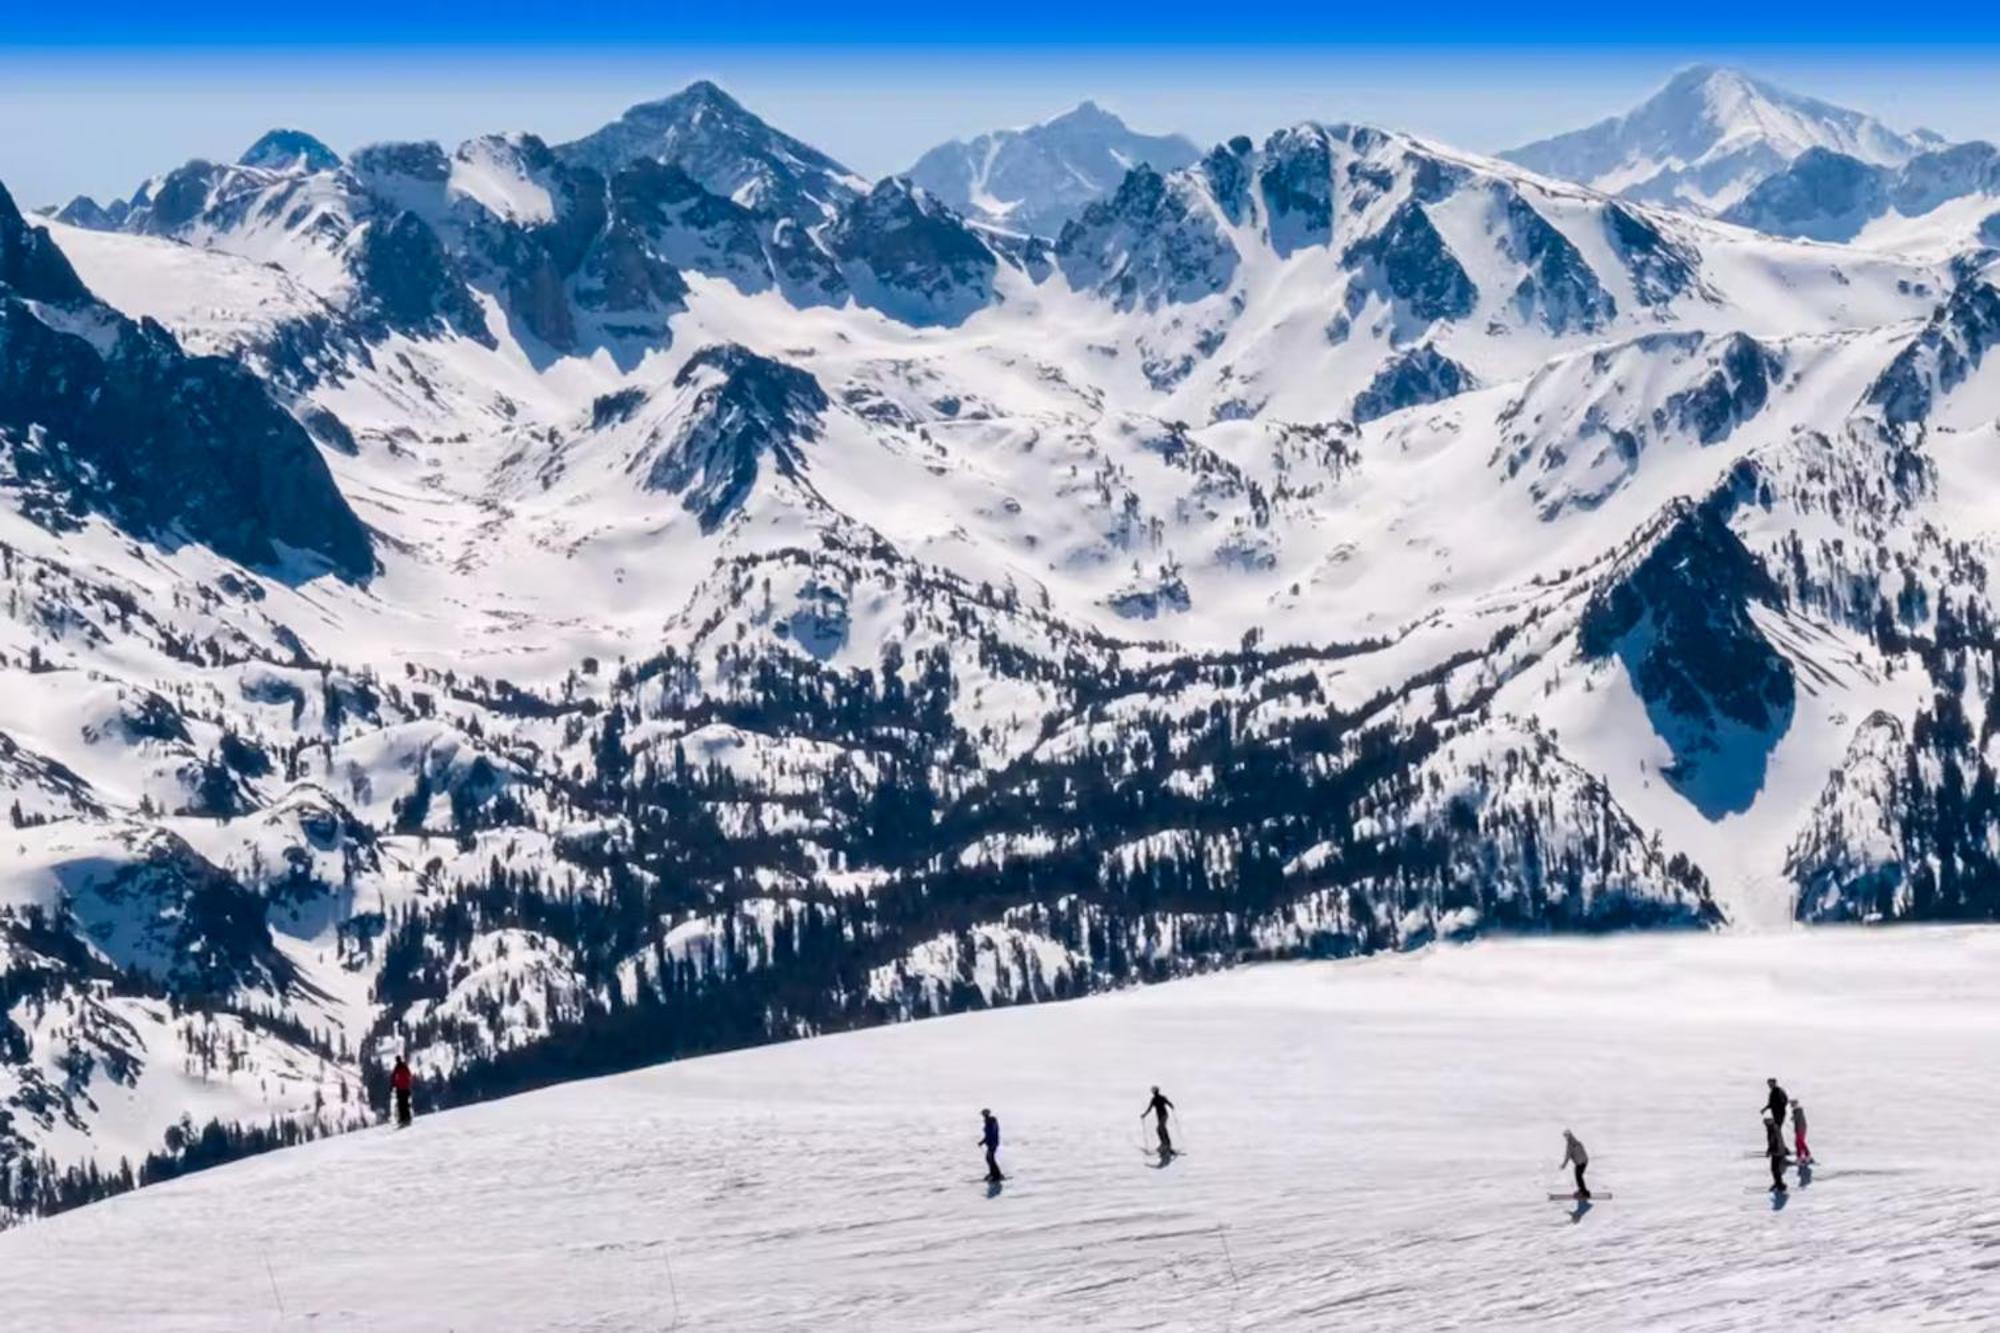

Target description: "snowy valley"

left=1, top=64, right=2000, bottom=1233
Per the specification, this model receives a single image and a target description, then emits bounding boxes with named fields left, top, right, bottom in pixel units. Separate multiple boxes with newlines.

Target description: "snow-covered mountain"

left=1504, top=65, right=1943, bottom=214
left=7, top=76, right=2000, bottom=1225
left=555, top=80, right=868, bottom=225
left=906, top=101, right=1200, bottom=237
left=1723, top=141, right=2000, bottom=252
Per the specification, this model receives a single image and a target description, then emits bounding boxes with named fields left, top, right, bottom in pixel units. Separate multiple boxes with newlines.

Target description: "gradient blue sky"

left=4, top=3, right=1998, bottom=210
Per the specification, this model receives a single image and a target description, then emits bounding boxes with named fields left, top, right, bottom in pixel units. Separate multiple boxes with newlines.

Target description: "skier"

left=1763, top=1113, right=1788, bottom=1192
left=1559, top=1129, right=1590, bottom=1199
left=979, top=1108, right=1004, bottom=1182
left=1792, top=1100, right=1813, bottom=1165
left=1140, top=1086, right=1176, bottom=1155
left=1763, top=1078, right=1790, bottom=1130
left=391, top=1055, right=414, bottom=1129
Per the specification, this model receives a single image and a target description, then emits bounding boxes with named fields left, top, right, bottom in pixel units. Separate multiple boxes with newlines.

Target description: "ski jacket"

left=981, top=1117, right=1000, bottom=1149
left=1792, top=1105, right=1808, bottom=1134
left=1766, top=1086, right=1789, bottom=1121
left=1561, top=1136, right=1588, bottom=1168
left=1145, top=1094, right=1174, bottom=1120
left=392, top=1063, right=413, bottom=1093
left=1763, top=1120, right=1786, bottom=1157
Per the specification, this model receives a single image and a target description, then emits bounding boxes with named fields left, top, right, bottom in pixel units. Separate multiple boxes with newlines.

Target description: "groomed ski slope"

left=8, top=929, right=2000, bottom=1331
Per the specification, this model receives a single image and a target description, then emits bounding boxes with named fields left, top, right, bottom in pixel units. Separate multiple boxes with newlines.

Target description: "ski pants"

left=1154, top=1117, right=1173, bottom=1153
left=1769, top=1154, right=1787, bottom=1189
left=1794, top=1129, right=1810, bottom=1162
left=395, top=1088, right=412, bottom=1128
left=1572, top=1162, right=1589, bottom=1197
left=984, top=1145, right=1001, bottom=1181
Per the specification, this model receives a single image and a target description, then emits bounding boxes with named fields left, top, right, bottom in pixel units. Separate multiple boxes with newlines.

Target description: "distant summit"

left=239, top=128, right=340, bottom=174
left=906, top=102, right=1199, bottom=237
left=555, top=80, right=866, bottom=226
left=1503, top=65, right=1940, bottom=214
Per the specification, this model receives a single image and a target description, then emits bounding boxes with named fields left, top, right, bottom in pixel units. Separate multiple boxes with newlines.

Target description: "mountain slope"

left=1504, top=65, right=1940, bottom=214
left=6, top=930, right=1999, bottom=1329
left=906, top=101, right=1200, bottom=237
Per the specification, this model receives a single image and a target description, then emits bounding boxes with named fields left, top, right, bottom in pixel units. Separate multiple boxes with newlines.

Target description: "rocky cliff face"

left=0, top=183, right=372, bottom=580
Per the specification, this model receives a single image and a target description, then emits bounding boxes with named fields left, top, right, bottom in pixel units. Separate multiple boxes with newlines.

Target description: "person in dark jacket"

left=1140, top=1087, right=1176, bottom=1155
left=392, top=1056, right=414, bottom=1129
left=979, top=1109, right=1004, bottom=1182
left=1764, top=1078, right=1790, bottom=1129
left=1763, top=1114, right=1788, bottom=1192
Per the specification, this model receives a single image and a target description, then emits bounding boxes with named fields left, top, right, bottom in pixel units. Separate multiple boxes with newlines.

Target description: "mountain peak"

left=555, top=81, right=860, bottom=224
left=1663, top=62, right=1741, bottom=92
left=1502, top=64, right=1933, bottom=214
left=1651, top=64, right=1846, bottom=133
left=1044, top=100, right=1124, bottom=132
left=906, top=103, right=1198, bottom=237
left=640, top=79, right=747, bottom=118
left=239, top=128, right=340, bottom=174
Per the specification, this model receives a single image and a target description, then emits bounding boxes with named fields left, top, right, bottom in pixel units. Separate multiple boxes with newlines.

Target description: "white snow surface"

left=5, top=927, right=1999, bottom=1330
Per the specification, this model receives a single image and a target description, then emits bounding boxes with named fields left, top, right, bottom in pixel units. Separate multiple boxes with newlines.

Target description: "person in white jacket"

left=1560, top=1130, right=1591, bottom=1199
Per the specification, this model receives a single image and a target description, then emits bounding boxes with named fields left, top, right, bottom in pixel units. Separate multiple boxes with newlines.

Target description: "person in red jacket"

left=391, top=1056, right=414, bottom=1128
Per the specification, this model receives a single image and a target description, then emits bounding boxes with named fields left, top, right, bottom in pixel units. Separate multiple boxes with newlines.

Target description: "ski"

left=1547, top=1193, right=1611, bottom=1202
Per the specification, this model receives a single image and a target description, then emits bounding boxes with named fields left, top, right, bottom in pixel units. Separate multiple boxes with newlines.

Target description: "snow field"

left=6, top=926, right=2000, bottom=1330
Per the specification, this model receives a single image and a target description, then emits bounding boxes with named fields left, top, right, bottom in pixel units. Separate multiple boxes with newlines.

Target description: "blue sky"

left=11, top=0, right=2000, bottom=46
left=3, top=5, right=1998, bottom=209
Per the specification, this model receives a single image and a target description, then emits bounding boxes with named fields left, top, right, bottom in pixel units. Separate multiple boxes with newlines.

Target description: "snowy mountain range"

left=5, top=70, right=2000, bottom=1222
left=905, top=101, right=1199, bottom=237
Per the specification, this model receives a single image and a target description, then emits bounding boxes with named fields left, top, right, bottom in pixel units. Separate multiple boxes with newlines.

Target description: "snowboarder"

left=1764, top=1078, right=1790, bottom=1129
left=1140, top=1086, right=1176, bottom=1155
left=1792, top=1101, right=1813, bottom=1165
left=391, top=1055, right=414, bottom=1129
left=979, top=1109, right=1004, bottom=1182
left=1763, top=1113, right=1788, bottom=1192
left=1559, top=1129, right=1590, bottom=1199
